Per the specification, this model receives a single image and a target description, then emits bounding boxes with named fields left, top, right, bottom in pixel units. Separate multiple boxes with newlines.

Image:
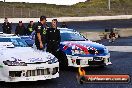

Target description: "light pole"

left=3, top=0, right=6, bottom=17
left=108, top=0, right=111, bottom=10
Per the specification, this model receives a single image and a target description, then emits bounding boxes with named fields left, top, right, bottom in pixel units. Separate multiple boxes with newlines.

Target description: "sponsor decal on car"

left=28, top=58, right=44, bottom=63
left=63, top=42, right=90, bottom=54
left=11, top=57, right=22, bottom=61
left=36, top=67, right=45, bottom=69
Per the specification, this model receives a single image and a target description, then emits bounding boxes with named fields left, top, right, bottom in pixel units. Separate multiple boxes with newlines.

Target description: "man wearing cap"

left=26, top=21, right=35, bottom=35
left=46, top=19, right=61, bottom=55
left=2, top=18, right=12, bottom=34
left=35, top=16, right=48, bottom=50
left=15, top=21, right=26, bottom=36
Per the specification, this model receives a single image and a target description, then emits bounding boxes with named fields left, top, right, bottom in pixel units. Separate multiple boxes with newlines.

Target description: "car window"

left=0, top=38, right=11, bottom=42
left=61, top=32, right=86, bottom=42
left=10, top=39, right=19, bottom=46
left=0, top=38, right=28, bottom=47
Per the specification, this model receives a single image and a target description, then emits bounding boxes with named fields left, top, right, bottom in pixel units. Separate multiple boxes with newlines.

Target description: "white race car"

left=0, top=34, right=59, bottom=82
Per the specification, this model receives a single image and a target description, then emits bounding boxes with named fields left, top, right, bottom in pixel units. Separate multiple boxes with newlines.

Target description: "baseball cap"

left=52, top=19, right=58, bottom=22
left=19, top=21, right=22, bottom=23
left=40, top=16, right=47, bottom=21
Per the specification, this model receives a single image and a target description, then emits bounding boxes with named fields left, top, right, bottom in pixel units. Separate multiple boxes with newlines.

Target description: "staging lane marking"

left=106, top=46, right=132, bottom=52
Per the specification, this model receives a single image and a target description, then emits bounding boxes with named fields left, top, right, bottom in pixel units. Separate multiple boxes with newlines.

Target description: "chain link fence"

left=0, top=7, right=74, bottom=18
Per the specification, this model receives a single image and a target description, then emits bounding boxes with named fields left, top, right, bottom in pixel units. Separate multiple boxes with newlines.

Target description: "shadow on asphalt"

left=0, top=79, right=59, bottom=88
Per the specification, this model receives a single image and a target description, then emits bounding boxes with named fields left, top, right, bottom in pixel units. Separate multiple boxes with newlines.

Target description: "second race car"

left=21, top=28, right=112, bottom=68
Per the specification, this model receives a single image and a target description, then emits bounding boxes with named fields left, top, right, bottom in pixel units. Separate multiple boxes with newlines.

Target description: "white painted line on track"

left=106, top=46, right=132, bottom=52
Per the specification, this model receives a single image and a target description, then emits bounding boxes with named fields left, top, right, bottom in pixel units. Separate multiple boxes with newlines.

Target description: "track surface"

left=0, top=37, right=132, bottom=88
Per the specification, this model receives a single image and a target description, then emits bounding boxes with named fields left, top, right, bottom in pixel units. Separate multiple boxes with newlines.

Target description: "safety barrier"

left=117, top=28, right=132, bottom=37
left=1, top=15, right=132, bottom=23
left=80, top=32, right=101, bottom=41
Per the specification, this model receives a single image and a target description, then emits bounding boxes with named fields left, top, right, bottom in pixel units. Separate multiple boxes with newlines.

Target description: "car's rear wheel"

left=56, top=50, right=68, bottom=70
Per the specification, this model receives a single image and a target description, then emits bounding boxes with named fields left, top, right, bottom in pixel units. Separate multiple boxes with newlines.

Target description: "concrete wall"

left=0, top=15, right=132, bottom=23
left=80, top=32, right=101, bottom=41
left=117, top=28, right=132, bottom=37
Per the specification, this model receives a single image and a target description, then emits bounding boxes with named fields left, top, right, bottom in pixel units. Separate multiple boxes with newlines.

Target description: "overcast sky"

left=1, top=0, right=87, bottom=5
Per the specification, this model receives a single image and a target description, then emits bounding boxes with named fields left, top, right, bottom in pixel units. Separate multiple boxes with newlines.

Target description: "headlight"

left=3, top=60, right=27, bottom=66
left=48, top=57, right=58, bottom=64
left=71, top=49, right=85, bottom=55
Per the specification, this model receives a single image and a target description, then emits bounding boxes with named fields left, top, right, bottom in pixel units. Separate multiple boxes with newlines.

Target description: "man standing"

left=26, top=21, right=35, bottom=35
left=46, top=19, right=61, bottom=55
left=2, top=18, right=12, bottom=34
left=35, top=16, right=47, bottom=50
left=15, top=21, right=26, bottom=36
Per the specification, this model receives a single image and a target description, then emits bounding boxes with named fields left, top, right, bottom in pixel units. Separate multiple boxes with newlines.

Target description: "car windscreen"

left=61, top=32, right=86, bottom=42
left=0, top=38, right=28, bottom=47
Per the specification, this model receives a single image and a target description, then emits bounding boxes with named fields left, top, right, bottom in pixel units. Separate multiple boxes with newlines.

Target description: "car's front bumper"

left=67, top=55, right=112, bottom=67
left=0, top=62, right=59, bottom=82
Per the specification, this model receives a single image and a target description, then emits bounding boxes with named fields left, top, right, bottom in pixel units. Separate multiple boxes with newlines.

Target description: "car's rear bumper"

left=67, top=55, right=112, bottom=67
left=0, top=62, right=59, bottom=82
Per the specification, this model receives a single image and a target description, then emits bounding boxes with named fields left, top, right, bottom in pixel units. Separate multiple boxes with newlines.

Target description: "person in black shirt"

left=15, top=21, right=26, bottom=36
left=46, top=19, right=61, bottom=55
left=109, top=31, right=116, bottom=43
left=35, top=16, right=47, bottom=50
left=2, top=18, right=12, bottom=34
left=26, top=21, right=35, bottom=35
left=61, top=22, right=68, bottom=28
